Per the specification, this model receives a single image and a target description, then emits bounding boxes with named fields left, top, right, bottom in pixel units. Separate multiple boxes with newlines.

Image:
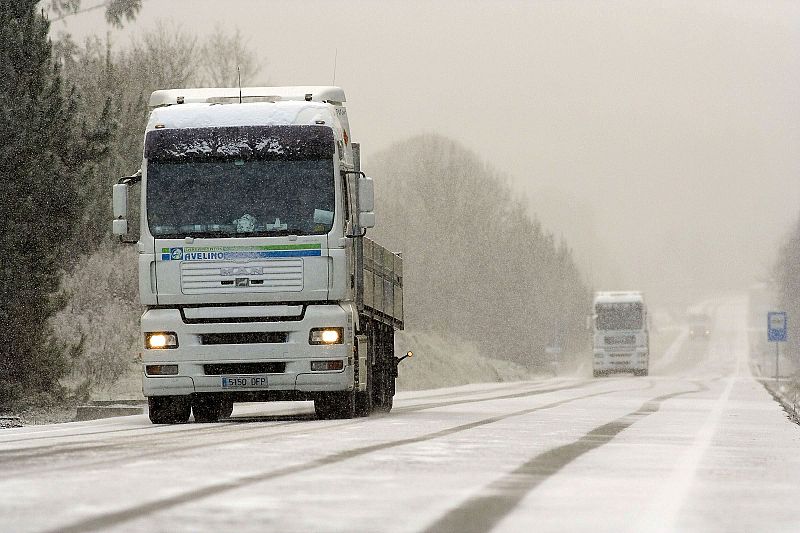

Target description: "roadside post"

left=546, top=345, right=562, bottom=376
left=767, top=311, right=787, bottom=383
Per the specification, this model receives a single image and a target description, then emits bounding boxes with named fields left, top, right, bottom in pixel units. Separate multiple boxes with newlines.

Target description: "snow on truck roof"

left=146, top=101, right=342, bottom=133
left=149, top=86, right=346, bottom=108
left=593, top=291, right=645, bottom=304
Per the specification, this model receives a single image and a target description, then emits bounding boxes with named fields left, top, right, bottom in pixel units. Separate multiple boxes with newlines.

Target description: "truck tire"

left=315, top=390, right=356, bottom=420
left=148, top=396, right=191, bottom=424
left=370, top=323, right=395, bottom=413
left=192, top=394, right=224, bottom=423
left=372, top=359, right=395, bottom=413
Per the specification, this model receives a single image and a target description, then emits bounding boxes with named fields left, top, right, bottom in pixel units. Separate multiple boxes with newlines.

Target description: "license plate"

left=221, top=376, right=268, bottom=388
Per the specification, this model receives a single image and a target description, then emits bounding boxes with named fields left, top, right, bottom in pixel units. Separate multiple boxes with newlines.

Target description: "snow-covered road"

left=1, top=297, right=798, bottom=533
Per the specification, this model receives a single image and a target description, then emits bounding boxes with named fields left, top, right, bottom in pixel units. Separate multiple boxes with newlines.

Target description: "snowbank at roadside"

left=394, top=330, right=532, bottom=391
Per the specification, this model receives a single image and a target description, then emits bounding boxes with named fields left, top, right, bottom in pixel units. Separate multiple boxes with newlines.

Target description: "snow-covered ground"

left=1, top=296, right=798, bottom=533
left=395, top=330, right=533, bottom=391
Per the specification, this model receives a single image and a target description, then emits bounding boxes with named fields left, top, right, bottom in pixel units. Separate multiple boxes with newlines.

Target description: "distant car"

left=688, top=313, right=711, bottom=338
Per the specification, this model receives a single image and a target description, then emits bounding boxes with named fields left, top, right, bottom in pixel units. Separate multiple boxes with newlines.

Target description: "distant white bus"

left=592, top=291, right=649, bottom=377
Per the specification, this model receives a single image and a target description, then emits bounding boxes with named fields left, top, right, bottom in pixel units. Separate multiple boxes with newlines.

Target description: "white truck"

left=591, top=291, right=649, bottom=377
left=112, top=86, right=406, bottom=423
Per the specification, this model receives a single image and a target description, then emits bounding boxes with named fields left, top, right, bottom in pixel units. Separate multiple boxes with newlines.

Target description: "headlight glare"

left=309, top=327, right=343, bottom=345
left=146, top=332, right=178, bottom=349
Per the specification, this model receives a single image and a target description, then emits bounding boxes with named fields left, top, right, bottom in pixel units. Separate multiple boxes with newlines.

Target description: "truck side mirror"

left=358, top=176, right=374, bottom=212
left=359, top=212, right=376, bottom=229
left=112, top=183, right=129, bottom=236
left=357, top=175, right=375, bottom=229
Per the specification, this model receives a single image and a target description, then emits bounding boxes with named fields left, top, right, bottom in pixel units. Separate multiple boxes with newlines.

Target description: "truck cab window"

left=146, top=158, right=335, bottom=238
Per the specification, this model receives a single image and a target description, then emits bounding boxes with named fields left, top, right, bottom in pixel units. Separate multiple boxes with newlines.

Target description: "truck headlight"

left=309, top=327, right=343, bottom=345
left=145, top=332, right=178, bottom=349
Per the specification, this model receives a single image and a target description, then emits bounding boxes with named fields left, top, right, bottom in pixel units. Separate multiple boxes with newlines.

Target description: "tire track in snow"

left=420, top=382, right=707, bottom=533
left=42, top=384, right=644, bottom=533
left=1, top=379, right=604, bottom=474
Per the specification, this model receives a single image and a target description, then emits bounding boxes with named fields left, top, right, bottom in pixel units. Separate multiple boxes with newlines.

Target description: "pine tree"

left=0, top=1, right=108, bottom=406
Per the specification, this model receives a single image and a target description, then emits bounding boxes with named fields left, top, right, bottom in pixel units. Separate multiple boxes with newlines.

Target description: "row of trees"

left=774, top=216, right=800, bottom=360
left=370, top=135, right=590, bottom=367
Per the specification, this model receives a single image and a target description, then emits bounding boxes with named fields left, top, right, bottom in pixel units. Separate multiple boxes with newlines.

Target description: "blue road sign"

left=768, top=311, right=787, bottom=342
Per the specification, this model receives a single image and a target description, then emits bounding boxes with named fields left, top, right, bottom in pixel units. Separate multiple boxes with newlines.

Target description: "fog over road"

left=1, top=297, right=798, bottom=533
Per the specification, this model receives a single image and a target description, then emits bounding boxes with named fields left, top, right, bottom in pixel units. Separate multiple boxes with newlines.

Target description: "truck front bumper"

left=141, top=304, right=355, bottom=398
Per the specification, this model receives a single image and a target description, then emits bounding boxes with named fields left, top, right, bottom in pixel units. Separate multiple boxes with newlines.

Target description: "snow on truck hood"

left=146, top=101, right=343, bottom=137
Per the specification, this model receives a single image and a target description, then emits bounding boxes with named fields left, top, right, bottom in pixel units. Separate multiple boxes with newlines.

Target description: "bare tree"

left=124, top=22, right=200, bottom=89
left=200, top=26, right=264, bottom=87
left=371, top=135, right=590, bottom=368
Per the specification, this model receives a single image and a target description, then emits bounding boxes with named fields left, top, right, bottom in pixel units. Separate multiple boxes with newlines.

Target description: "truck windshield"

left=146, top=159, right=335, bottom=238
left=595, top=303, right=643, bottom=330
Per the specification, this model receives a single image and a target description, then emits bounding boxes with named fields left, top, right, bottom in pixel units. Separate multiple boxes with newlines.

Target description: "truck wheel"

left=370, top=359, right=395, bottom=413
left=315, top=390, right=356, bottom=420
left=148, top=396, right=191, bottom=424
left=192, top=395, right=223, bottom=423
left=370, top=325, right=395, bottom=413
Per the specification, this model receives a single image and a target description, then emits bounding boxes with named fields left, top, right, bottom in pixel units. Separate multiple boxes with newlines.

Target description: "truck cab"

left=112, top=86, right=404, bottom=423
left=592, top=291, right=649, bottom=377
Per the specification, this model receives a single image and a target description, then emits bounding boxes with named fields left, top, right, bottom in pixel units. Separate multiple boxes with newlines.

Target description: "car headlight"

left=309, top=327, right=344, bottom=345
left=145, top=332, right=178, bottom=349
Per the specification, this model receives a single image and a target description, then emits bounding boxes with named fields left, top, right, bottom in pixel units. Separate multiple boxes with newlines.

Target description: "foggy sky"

left=59, top=0, right=800, bottom=302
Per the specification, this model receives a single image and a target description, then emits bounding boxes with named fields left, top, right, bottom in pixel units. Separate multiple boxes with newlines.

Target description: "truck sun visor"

left=145, top=125, right=335, bottom=161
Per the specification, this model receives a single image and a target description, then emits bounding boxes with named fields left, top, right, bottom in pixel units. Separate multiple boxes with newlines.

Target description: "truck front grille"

left=200, top=332, right=288, bottom=345
left=605, top=335, right=635, bottom=345
left=204, top=362, right=286, bottom=375
left=181, top=260, right=303, bottom=294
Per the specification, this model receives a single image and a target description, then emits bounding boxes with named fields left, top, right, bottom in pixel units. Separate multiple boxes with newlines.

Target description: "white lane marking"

left=644, top=377, right=735, bottom=533
left=634, top=299, right=746, bottom=533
